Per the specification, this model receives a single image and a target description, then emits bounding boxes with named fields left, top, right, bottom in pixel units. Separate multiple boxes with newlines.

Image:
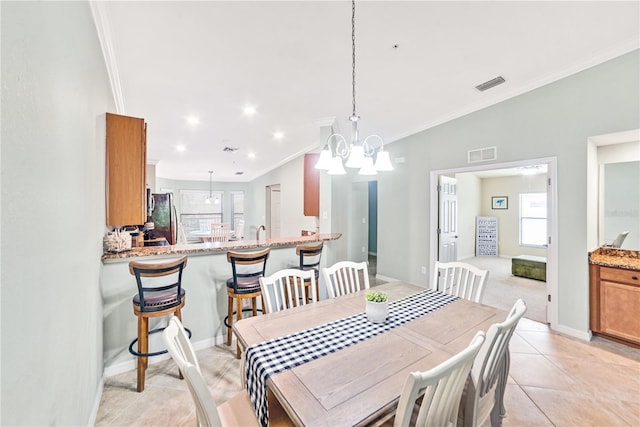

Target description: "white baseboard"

left=103, top=334, right=225, bottom=378
left=87, top=376, right=104, bottom=426
left=375, top=274, right=401, bottom=283
left=553, top=323, right=592, bottom=341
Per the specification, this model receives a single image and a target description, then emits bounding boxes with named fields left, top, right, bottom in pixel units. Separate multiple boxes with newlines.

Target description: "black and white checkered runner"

left=245, top=289, right=458, bottom=427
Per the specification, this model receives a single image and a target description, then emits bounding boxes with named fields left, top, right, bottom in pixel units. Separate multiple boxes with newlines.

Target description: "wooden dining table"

left=233, top=281, right=507, bottom=427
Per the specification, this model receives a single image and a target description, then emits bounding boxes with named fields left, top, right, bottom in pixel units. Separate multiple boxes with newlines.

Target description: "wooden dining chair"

left=162, top=316, right=259, bottom=427
left=259, top=268, right=317, bottom=314
left=392, top=331, right=486, bottom=427
left=432, top=261, right=489, bottom=304
left=460, top=299, right=527, bottom=427
left=322, top=261, right=370, bottom=298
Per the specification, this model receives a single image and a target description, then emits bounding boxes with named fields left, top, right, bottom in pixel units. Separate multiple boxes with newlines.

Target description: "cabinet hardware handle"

left=632, top=276, right=638, bottom=280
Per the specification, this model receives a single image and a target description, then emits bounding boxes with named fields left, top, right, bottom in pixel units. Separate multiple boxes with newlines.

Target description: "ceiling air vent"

left=475, top=76, right=505, bottom=92
left=223, top=147, right=239, bottom=153
left=468, top=146, right=497, bottom=164
left=235, top=171, right=244, bottom=175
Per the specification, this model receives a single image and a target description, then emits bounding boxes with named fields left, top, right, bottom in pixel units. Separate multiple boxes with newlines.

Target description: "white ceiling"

left=96, top=1, right=639, bottom=182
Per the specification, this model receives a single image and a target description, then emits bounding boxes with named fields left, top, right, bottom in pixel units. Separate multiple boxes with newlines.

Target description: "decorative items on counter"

left=103, top=228, right=132, bottom=253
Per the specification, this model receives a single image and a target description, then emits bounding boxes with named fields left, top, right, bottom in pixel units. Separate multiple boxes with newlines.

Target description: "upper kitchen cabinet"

left=106, top=113, right=147, bottom=226
left=304, top=153, right=320, bottom=217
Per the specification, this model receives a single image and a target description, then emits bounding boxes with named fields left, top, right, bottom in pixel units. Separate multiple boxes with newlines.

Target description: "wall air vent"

left=468, top=146, right=497, bottom=164
left=475, top=76, right=506, bottom=92
left=223, top=147, right=239, bottom=152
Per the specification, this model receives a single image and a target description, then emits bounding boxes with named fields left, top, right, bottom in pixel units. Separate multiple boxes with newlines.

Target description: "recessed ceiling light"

left=248, top=152, right=256, bottom=159
left=187, top=116, right=199, bottom=125
left=176, top=144, right=186, bottom=152
left=243, top=106, right=256, bottom=116
left=274, top=132, right=284, bottom=140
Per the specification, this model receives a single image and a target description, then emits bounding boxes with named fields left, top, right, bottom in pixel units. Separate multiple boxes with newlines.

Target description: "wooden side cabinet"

left=303, top=153, right=320, bottom=217
left=590, top=264, right=640, bottom=346
left=106, top=113, right=147, bottom=226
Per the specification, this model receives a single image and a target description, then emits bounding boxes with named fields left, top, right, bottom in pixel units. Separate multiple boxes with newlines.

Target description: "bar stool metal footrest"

left=129, top=326, right=192, bottom=357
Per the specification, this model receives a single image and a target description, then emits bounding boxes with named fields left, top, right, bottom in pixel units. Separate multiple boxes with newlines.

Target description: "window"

left=179, top=189, right=223, bottom=241
left=230, top=191, right=244, bottom=231
left=520, top=192, right=547, bottom=247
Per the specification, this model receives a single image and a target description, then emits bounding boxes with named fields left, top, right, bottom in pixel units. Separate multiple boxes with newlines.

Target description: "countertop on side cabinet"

left=589, top=247, right=640, bottom=271
left=101, top=233, right=341, bottom=263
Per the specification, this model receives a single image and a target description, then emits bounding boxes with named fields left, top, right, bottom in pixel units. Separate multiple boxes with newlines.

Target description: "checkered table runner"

left=244, top=289, right=458, bottom=427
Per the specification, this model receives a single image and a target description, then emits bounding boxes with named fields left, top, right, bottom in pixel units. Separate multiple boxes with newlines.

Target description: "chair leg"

left=252, top=297, right=257, bottom=316
left=137, top=315, right=148, bottom=392
left=227, top=295, right=234, bottom=346
left=235, top=297, right=244, bottom=360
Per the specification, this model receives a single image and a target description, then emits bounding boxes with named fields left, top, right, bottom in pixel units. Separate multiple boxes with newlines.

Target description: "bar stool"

left=225, top=248, right=270, bottom=358
left=128, top=256, right=189, bottom=392
left=296, top=242, right=323, bottom=301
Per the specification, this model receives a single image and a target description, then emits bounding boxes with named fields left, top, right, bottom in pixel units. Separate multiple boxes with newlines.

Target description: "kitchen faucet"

left=257, top=225, right=266, bottom=241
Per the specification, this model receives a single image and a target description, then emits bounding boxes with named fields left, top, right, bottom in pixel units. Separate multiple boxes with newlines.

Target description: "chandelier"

left=315, top=0, right=394, bottom=176
left=205, top=170, right=219, bottom=204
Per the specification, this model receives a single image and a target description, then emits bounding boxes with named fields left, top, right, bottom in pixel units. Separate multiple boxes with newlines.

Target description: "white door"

left=266, top=185, right=281, bottom=239
left=438, top=175, right=458, bottom=262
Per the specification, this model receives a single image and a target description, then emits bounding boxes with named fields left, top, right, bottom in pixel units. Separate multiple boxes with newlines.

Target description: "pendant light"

left=315, top=0, right=394, bottom=175
left=205, top=170, right=213, bottom=204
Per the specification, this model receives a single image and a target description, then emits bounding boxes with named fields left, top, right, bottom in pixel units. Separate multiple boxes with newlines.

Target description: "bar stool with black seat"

left=295, top=241, right=323, bottom=301
left=128, top=256, right=189, bottom=392
left=225, top=248, right=270, bottom=358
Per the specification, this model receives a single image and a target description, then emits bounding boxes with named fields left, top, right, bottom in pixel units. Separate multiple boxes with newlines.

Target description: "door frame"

left=429, top=157, right=558, bottom=330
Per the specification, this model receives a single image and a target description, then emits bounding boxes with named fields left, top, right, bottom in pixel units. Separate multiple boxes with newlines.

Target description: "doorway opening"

left=430, top=157, right=557, bottom=328
left=265, top=184, right=281, bottom=239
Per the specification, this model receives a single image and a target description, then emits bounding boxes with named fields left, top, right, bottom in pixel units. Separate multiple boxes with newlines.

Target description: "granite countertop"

left=102, top=233, right=341, bottom=262
left=589, top=247, right=640, bottom=271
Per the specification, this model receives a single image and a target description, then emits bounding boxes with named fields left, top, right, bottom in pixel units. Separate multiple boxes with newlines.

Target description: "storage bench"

left=512, top=255, right=547, bottom=281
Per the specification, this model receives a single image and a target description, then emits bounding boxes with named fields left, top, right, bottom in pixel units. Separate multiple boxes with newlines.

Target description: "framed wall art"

left=491, top=196, right=508, bottom=210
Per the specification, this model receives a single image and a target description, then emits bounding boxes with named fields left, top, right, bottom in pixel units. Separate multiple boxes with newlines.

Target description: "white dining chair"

left=162, top=316, right=259, bottom=427
left=460, top=299, right=527, bottom=427
left=322, top=261, right=370, bottom=298
left=393, top=331, right=486, bottom=427
left=210, top=222, right=231, bottom=243
left=432, top=261, right=489, bottom=303
left=259, top=268, right=317, bottom=314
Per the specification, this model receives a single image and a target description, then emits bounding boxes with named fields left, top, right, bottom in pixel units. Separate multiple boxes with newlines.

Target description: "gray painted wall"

left=347, top=50, right=639, bottom=334
left=1, top=1, right=115, bottom=425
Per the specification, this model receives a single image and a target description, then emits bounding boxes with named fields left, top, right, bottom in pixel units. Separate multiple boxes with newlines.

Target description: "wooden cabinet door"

left=106, top=113, right=146, bottom=226
left=303, top=153, right=320, bottom=217
left=600, top=280, right=640, bottom=343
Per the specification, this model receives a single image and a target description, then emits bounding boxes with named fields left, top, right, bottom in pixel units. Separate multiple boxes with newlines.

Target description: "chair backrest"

left=128, top=256, right=188, bottom=312
left=463, top=299, right=527, bottom=427
left=235, top=219, right=245, bottom=240
left=226, top=248, right=270, bottom=291
left=322, top=261, right=370, bottom=299
left=610, top=231, right=629, bottom=248
left=296, top=242, right=323, bottom=272
left=163, top=316, right=221, bottom=427
left=432, top=261, right=489, bottom=303
left=210, top=222, right=231, bottom=243
left=260, top=269, right=317, bottom=314
left=394, top=331, right=486, bottom=427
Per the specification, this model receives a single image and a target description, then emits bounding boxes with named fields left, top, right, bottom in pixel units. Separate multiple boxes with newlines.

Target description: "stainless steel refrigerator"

left=149, top=192, right=177, bottom=244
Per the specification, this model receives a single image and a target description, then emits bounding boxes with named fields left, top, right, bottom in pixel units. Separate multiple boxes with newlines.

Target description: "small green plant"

left=366, top=290, right=388, bottom=303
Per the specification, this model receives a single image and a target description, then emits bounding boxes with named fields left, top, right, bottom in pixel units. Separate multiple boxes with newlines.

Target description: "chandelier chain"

left=351, top=0, right=356, bottom=118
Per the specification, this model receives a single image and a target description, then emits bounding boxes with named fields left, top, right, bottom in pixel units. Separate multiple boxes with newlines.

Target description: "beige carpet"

left=462, top=256, right=547, bottom=323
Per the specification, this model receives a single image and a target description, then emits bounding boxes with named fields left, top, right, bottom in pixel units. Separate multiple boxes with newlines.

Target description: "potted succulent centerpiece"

left=366, top=290, right=389, bottom=324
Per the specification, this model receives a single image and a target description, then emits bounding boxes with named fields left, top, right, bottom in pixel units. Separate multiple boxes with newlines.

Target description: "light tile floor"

left=96, top=317, right=640, bottom=426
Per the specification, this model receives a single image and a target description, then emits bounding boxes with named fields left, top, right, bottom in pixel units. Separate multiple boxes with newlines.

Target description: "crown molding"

left=90, top=1, right=125, bottom=114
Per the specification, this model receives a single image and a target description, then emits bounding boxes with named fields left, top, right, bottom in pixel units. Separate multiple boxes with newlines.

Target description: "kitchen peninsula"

left=100, top=233, right=341, bottom=374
